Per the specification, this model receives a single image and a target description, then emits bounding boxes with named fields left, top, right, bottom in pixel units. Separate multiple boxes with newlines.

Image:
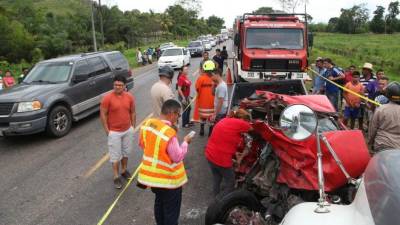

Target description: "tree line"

left=0, top=0, right=224, bottom=65
left=310, top=1, right=400, bottom=34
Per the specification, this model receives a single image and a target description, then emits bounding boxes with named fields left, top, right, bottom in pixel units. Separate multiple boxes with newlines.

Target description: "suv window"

left=73, top=60, right=89, bottom=76
left=87, top=57, right=111, bottom=77
left=105, top=52, right=128, bottom=69
left=24, top=62, right=72, bottom=84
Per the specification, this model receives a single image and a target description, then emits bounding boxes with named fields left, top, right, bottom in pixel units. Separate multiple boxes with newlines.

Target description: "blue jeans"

left=326, top=92, right=340, bottom=111
left=181, top=105, right=191, bottom=127
left=151, top=187, right=182, bottom=225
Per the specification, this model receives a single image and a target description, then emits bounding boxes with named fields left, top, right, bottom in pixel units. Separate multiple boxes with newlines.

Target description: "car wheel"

left=46, top=105, right=72, bottom=138
left=205, top=189, right=263, bottom=225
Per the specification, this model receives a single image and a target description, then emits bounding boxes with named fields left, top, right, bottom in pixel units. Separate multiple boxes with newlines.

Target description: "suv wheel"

left=46, top=105, right=72, bottom=138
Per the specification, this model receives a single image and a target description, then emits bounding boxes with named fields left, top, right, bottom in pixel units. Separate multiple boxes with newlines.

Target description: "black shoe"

left=200, top=124, right=205, bottom=136
left=113, top=177, right=123, bottom=189
left=121, top=171, right=132, bottom=180
left=208, top=125, right=214, bottom=137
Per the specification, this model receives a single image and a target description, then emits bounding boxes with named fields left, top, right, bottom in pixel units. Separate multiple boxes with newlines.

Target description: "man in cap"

left=312, top=57, right=326, bottom=94
left=369, top=81, right=400, bottom=153
left=359, top=62, right=376, bottom=130
left=151, top=66, right=175, bottom=117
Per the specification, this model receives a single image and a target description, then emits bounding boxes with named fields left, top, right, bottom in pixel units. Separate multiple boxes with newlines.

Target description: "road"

left=0, top=41, right=233, bottom=225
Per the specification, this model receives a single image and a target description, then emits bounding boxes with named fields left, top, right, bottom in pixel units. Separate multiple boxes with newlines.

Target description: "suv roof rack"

left=80, top=51, right=107, bottom=57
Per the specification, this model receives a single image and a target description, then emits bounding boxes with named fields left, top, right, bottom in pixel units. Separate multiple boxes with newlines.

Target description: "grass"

left=310, top=32, right=400, bottom=82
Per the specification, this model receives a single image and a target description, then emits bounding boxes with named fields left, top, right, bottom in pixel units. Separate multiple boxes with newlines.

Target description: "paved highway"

left=0, top=41, right=233, bottom=225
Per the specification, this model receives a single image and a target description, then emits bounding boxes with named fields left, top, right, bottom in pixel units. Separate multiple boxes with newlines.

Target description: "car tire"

left=46, top=105, right=72, bottom=138
left=205, top=189, right=262, bottom=225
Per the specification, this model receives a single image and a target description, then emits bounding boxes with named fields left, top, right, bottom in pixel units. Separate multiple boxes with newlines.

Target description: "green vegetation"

left=310, top=32, right=400, bottom=81
left=0, top=0, right=223, bottom=79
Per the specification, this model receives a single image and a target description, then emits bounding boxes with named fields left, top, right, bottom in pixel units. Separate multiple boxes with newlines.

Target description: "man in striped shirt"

left=359, top=63, right=376, bottom=131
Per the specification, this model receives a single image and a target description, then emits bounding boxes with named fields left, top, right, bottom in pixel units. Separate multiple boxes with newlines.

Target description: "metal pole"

left=98, top=0, right=105, bottom=48
left=91, top=2, right=97, bottom=52
left=315, top=129, right=330, bottom=213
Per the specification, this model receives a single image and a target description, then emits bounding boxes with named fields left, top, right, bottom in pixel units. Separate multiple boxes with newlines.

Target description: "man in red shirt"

left=100, top=75, right=136, bottom=189
left=205, top=109, right=253, bottom=196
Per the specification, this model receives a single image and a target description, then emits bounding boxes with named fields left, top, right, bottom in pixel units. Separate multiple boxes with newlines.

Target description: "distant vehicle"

left=160, top=42, right=176, bottom=53
left=202, top=40, right=212, bottom=51
left=0, top=51, right=134, bottom=137
left=187, top=41, right=204, bottom=57
left=209, top=38, right=217, bottom=47
left=221, top=28, right=229, bottom=40
left=158, top=47, right=191, bottom=69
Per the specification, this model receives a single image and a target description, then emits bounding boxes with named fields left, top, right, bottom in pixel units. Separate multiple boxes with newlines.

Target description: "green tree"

left=385, top=1, right=399, bottom=33
left=253, top=7, right=275, bottom=14
left=370, top=6, right=386, bottom=33
left=337, top=4, right=369, bottom=34
left=207, top=15, right=224, bottom=34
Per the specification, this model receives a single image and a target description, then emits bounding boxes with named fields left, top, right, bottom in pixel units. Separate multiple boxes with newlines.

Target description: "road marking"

left=83, top=113, right=153, bottom=178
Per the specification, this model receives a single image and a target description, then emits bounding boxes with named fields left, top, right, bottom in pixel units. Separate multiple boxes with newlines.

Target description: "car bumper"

left=158, top=62, right=183, bottom=69
left=0, top=110, right=47, bottom=136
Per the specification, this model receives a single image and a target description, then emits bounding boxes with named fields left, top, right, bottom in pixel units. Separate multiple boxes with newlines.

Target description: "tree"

left=385, top=1, right=399, bottom=33
left=207, top=15, right=224, bottom=34
left=174, top=0, right=202, bottom=14
left=370, top=6, right=385, bottom=33
left=253, top=7, right=275, bottom=14
left=327, top=17, right=339, bottom=32
left=276, top=0, right=308, bottom=13
left=336, top=4, right=369, bottom=34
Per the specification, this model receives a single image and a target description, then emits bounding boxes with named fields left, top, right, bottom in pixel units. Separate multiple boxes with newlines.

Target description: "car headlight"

left=17, top=101, right=42, bottom=112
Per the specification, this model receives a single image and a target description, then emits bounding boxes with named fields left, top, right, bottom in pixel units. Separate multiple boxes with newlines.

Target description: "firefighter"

left=138, top=99, right=193, bottom=225
left=194, top=60, right=216, bottom=136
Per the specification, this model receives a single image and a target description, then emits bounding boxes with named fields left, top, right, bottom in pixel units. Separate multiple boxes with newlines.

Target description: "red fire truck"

left=233, top=13, right=313, bottom=82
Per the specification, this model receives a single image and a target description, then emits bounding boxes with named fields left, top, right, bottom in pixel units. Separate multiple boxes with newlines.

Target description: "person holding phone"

left=138, top=99, right=193, bottom=225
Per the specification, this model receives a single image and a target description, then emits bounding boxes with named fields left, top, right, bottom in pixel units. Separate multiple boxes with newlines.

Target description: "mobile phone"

left=187, top=131, right=196, bottom=138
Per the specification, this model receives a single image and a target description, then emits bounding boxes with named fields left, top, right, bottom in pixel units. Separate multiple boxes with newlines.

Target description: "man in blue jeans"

left=323, top=58, right=345, bottom=111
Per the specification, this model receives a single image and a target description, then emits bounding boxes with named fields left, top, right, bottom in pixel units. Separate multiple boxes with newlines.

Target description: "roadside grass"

left=310, top=32, right=400, bottom=82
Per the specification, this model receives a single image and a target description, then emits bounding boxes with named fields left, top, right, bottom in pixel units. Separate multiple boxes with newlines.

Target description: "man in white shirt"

left=151, top=66, right=175, bottom=117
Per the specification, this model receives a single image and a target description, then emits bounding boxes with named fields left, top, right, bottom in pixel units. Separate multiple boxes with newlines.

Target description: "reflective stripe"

left=143, top=155, right=180, bottom=169
left=199, top=108, right=214, bottom=112
left=138, top=173, right=187, bottom=188
left=140, top=126, right=170, bottom=142
left=152, top=125, right=170, bottom=167
left=141, top=120, right=152, bottom=148
left=141, top=164, right=185, bottom=176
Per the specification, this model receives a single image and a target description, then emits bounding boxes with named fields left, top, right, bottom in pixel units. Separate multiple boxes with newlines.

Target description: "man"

left=100, top=75, right=136, bottom=189
left=138, top=99, right=193, bottom=225
left=199, top=51, right=209, bottom=72
left=344, top=65, right=356, bottom=84
left=151, top=66, right=175, bottom=117
left=374, top=77, right=390, bottom=105
left=221, top=46, right=228, bottom=61
left=18, top=68, right=29, bottom=83
left=213, top=49, right=224, bottom=72
left=343, top=71, right=364, bottom=129
left=323, top=58, right=345, bottom=111
left=312, top=57, right=326, bottom=94
left=368, top=81, right=400, bottom=153
left=137, top=48, right=143, bottom=66
left=194, top=60, right=216, bottom=136
left=359, top=63, right=376, bottom=130
left=211, top=69, right=228, bottom=123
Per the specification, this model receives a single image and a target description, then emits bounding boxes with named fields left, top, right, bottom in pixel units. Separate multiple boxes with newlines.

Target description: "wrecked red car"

left=205, top=81, right=370, bottom=225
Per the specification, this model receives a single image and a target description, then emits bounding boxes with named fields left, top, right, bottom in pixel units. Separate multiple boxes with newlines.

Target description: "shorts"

left=344, top=106, right=360, bottom=119
left=108, top=127, right=134, bottom=163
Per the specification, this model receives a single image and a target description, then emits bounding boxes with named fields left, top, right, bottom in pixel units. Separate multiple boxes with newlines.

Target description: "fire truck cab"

left=233, top=13, right=313, bottom=82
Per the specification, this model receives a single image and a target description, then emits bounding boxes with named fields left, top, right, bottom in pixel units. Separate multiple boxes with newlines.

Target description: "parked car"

left=187, top=41, right=204, bottom=57
left=157, top=47, right=191, bottom=69
left=209, top=38, right=217, bottom=47
left=159, top=42, right=176, bottom=53
left=0, top=51, right=134, bottom=137
left=202, top=40, right=212, bottom=51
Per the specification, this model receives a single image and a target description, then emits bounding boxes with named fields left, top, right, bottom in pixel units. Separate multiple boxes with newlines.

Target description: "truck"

left=232, top=13, right=313, bottom=83
left=220, top=28, right=229, bottom=41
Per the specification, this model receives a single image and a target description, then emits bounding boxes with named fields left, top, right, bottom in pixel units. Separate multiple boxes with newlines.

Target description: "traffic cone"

left=226, top=67, right=233, bottom=85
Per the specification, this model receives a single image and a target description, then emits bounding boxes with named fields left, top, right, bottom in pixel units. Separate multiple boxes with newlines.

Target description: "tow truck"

left=232, top=13, right=313, bottom=82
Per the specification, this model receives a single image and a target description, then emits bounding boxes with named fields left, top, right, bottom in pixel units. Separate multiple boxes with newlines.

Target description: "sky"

left=103, top=0, right=395, bottom=26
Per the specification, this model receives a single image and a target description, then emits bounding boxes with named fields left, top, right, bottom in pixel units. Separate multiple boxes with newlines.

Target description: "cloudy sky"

left=103, top=0, right=394, bottom=25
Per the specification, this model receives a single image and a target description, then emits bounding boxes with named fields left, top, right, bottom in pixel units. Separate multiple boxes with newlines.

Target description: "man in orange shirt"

left=194, top=60, right=215, bottom=136
left=100, top=75, right=136, bottom=189
left=343, top=71, right=364, bottom=129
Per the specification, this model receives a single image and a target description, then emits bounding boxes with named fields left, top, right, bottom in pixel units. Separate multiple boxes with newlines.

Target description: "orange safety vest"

left=138, top=118, right=188, bottom=189
left=193, top=73, right=215, bottom=121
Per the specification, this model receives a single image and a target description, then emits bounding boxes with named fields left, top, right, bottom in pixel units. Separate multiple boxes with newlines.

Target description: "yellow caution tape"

left=97, top=163, right=143, bottom=225
left=308, top=67, right=381, bottom=106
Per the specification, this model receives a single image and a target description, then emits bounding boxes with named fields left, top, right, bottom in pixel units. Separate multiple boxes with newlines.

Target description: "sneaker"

left=113, top=177, right=123, bottom=189
left=121, top=171, right=132, bottom=180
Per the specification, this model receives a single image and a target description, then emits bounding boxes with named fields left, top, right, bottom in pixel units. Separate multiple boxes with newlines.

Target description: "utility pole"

left=98, top=0, right=105, bottom=48
left=91, top=2, right=97, bottom=51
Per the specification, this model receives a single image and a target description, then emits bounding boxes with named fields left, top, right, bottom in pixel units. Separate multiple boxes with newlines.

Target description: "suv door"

left=86, top=56, right=113, bottom=95
left=68, top=60, right=96, bottom=115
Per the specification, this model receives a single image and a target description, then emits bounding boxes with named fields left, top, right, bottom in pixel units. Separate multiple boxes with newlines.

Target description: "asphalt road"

left=0, top=40, right=233, bottom=225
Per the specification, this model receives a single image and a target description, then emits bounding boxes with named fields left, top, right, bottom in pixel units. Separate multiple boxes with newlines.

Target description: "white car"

left=158, top=47, right=191, bottom=69
left=160, top=42, right=176, bottom=53
left=202, top=40, right=212, bottom=51
left=209, top=38, right=217, bottom=47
